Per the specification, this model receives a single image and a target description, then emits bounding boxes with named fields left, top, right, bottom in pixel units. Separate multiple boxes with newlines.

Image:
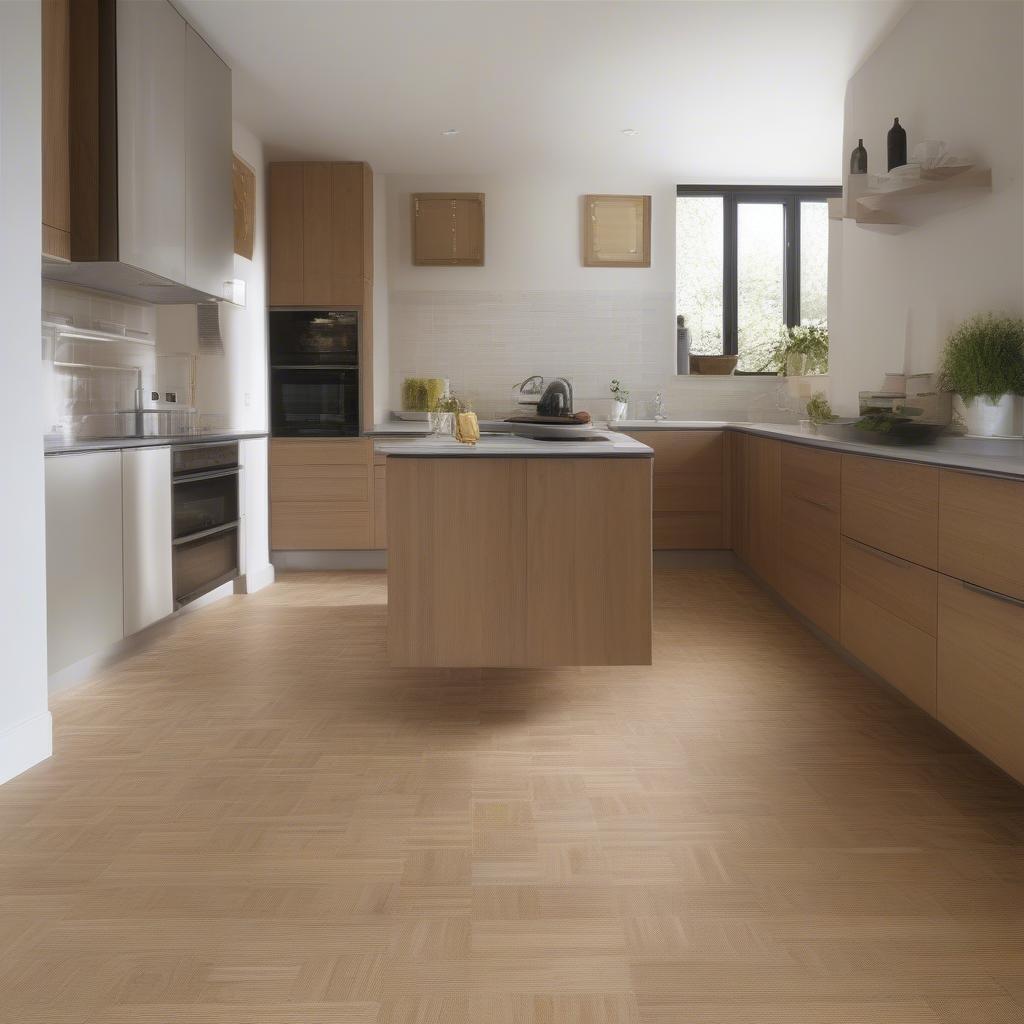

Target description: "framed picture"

left=583, top=194, right=651, bottom=267
left=232, top=154, right=256, bottom=260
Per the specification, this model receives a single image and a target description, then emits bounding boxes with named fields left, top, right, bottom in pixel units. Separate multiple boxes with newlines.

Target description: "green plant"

left=610, top=379, right=630, bottom=403
left=432, top=394, right=465, bottom=414
left=402, top=377, right=447, bottom=412
left=806, top=392, right=837, bottom=425
left=938, top=314, right=1024, bottom=401
left=770, top=321, right=829, bottom=376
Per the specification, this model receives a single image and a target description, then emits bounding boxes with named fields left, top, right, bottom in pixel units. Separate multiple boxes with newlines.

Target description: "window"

left=676, top=185, right=840, bottom=373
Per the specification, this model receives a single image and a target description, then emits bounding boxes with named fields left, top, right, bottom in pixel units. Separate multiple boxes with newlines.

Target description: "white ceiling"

left=179, top=0, right=907, bottom=181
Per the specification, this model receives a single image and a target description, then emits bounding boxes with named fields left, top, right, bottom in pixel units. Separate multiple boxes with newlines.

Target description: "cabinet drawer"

left=841, top=585, right=936, bottom=714
left=939, top=470, right=1024, bottom=602
left=653, top=474, right=722, bottom=513
left=938, top=574, right=1024, bottom=784
left=270, top=438, right=373, bottom=467
left=629, top=430, right=723, bottom=476
left=780, top=449, right=841, bottom=638
left=841, top=537, right=937, bottom=636
left=270, top=464, right=369, bottom=504
left=841, top=454, right=938, bottom=568
left=271, top=502, right=370, bottom=550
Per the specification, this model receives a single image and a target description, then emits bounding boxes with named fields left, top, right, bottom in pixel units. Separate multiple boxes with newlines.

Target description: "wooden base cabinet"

left=625, top=430, right=725, bottom=549
left=387, top=457, right=652, bottom=667
left=938, top=574, right=1024, bottom=784
left=779, top=444, right=841, bottom=639
left=270, top=440, right=375, bottom=550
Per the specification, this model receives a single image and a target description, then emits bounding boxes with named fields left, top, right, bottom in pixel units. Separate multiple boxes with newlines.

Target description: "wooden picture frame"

left=412, top=193, right=485, bottom=266
left=232, top=153, right=255, bottom=260
left=583, top=194, right=651, bottom=267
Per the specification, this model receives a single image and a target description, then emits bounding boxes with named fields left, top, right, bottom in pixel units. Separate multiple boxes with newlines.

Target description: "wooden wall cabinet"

left=779, top=444, right=841, bottom=639
left=583, top=194, right=651, bottom=267
left=270, top=439, right=376, bottom=550
left=412, top=193, right=484, bottom=266
left=42, top=0, right=71, bottom=261
left=269, top=161, right=373, bottom=306
left=625, top=430, right=725, bottom=549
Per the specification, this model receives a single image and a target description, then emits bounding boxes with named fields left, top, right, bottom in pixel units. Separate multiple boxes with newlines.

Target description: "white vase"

left=610, top=400, right=628, bottom=423
left=962, top=394, right=1022, bottom=437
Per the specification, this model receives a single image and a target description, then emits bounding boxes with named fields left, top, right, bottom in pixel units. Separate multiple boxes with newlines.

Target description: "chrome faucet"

left=653, top=392, right=666, bottom=421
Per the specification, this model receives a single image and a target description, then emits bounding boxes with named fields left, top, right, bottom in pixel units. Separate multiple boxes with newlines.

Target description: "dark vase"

left=850, top=138, right=868, bottom=174
left=887, top=117, right=907, bottom=171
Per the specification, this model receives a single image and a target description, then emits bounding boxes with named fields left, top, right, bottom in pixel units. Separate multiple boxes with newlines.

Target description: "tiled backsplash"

left=388, top=289, right=809, bottom=421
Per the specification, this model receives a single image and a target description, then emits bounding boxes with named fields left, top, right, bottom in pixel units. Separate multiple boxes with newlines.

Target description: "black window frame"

left=676, top=184, right=841, bottom=365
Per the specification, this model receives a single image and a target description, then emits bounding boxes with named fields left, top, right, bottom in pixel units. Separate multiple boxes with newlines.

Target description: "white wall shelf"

left=844, top=165, right=992, bottom=226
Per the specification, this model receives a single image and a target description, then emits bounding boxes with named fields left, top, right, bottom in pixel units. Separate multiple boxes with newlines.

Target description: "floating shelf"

left=851, top=165, right=992, bottom=225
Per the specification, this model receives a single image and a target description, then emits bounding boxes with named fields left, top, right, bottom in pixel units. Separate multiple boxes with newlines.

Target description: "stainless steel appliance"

left=269, top=310, right=360, bottom=437
left=172, top=442, right=240, bottom=606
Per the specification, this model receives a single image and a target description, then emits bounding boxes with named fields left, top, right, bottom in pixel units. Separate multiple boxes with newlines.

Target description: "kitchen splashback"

left=389, top=289, right=795, bottom=421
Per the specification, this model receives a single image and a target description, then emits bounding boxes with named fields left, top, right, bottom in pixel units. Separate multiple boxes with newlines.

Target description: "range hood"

left=43, top=0, right=233, bottom=305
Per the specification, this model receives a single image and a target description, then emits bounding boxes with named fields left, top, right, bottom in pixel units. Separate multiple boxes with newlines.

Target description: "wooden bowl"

left=689, top=354, right=739, bottom=375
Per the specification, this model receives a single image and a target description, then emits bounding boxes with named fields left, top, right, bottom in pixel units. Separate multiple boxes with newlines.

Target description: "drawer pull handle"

left=851, top=538, right=909, bottom=568
left=962, top=580, right=1024, bottom=610
left=797, top=494, right=835, bottom=512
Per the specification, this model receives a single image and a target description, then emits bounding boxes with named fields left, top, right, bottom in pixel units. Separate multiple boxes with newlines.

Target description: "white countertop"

left=374, top=430, right=652, bottom=458
left=610, top=420, right=1024, bottom=479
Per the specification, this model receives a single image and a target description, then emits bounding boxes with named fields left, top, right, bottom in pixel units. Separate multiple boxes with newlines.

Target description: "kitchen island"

left=375, top=431, right=654, bottom=667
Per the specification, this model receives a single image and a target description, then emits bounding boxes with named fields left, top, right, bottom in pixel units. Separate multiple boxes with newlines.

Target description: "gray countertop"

left=44, top=430, right=269, bottom=456
left=374, top=430, right=652, bottom=458
left=364, top=422, right=433, bottom=437
left=610, top=420, right=1024, bottom=479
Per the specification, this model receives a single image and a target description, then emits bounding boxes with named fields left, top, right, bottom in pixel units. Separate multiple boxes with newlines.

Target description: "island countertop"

left=374, top=430, right=653, bottom=458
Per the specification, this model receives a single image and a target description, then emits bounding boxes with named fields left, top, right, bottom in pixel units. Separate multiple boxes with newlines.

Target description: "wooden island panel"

left=386, top=455, right=653, bottom=667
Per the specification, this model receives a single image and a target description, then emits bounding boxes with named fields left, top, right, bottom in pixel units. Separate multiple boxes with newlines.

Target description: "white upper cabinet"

left=185, top=25, right=233, bottom=299
left=116, top=0, right=188, bottom=284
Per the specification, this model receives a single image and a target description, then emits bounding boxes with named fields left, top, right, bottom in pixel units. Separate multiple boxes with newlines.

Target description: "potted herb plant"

left=430, top=394, right=464, bottom=436
left=774, top=321, right=829, bottom=377
left=939, top=314, right=1024, bottom=436
left=609, top=379, right=630, bottom=422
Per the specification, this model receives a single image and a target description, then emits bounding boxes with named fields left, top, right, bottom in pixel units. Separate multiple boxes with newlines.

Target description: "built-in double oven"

left=172, top=442, right=240, bottom=607
left=269, top=310, right=360, bottom=437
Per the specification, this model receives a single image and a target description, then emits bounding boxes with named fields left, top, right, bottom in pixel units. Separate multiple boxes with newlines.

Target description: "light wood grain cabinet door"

left=841, top=454, right=939, bottom=569
left=939, top=470, right=1024, bottom=602
left=412, top=193, right=484, bottom=266
left=780, top=444, right=841, bottom=638
left=42, top=0, right=71, bottom=260
left=938, top=574, right=1024, bottom=784
left=268, top=163, right=304, bottom=305
left=747, top=436, right=781, bottom=588
left=373, top=462, right=387, bottom=550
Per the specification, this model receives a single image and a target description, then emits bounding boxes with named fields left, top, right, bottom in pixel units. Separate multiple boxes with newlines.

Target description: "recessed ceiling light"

left=621, top=128, right=639, bottom=136
left=441, top=128, right=460, bottom=136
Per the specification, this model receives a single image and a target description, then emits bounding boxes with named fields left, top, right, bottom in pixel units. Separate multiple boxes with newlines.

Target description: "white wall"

left=829, top=0, right=1024, bottom=415
left=0, top=0, right=52, bottom=783
left=384, top=172, right=793, bottom=420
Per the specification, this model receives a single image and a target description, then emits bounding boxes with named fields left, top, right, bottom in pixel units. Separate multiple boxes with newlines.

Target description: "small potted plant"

left=609, top=379, right=630, bottom=422
left=774, top=321, right=829, bottom=376
left=939, top=314, right=1024, bottom=436
left=805, top=392, right=837, bottom=432
left=430, top=393, right=464, bottom=436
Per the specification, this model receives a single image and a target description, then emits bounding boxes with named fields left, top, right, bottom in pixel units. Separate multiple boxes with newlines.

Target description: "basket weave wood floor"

left=2, top=570, right=1023, bottom=1023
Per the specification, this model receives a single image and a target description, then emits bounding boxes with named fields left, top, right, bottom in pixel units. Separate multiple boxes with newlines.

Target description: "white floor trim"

left=0, top=711, right=53, bottom=785
left=235, top=562, right=276, bottom=594
left=272, top=550, right=387, bottom=571
left=48, top=580, right=237, bottom=697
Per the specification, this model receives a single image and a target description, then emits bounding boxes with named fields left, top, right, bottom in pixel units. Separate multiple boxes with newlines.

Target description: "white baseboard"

left=48, top=580, right=237, bottom=697
left=272, top=549, right=387, bottom=571
left=0, top=711, right=52, bottom=785
left=235, top=562, right=275, bottom=594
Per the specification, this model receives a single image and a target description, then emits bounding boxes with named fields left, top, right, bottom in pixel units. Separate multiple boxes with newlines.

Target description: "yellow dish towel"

left=455, top=411, right=480, bottom=445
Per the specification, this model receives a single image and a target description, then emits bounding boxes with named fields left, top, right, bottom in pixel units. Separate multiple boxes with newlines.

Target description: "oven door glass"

left=173, top=471, right=240, bottom=540
left=269, top=310, right=359, bottom=367
left=271, top=368, right=359, bottom=437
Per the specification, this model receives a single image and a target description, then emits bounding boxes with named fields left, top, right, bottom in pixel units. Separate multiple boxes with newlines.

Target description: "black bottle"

left=850, top=138, right=867, bottom=175
left=887, top=118, right=907, bottom=171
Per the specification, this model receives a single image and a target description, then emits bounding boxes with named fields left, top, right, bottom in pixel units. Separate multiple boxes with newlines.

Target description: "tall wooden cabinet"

left=42, top=0, right=71, bottom=260
left=268, top=162, right=373, bottom=306
left=268, top=161, right=374, bottom=431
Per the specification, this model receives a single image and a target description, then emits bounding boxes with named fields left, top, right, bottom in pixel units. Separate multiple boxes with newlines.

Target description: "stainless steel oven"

left=172, top=443, right=240, bottom=606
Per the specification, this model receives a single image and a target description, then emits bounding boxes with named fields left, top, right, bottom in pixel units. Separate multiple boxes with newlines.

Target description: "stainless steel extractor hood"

left=42, top=0, right=233, bottom=305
